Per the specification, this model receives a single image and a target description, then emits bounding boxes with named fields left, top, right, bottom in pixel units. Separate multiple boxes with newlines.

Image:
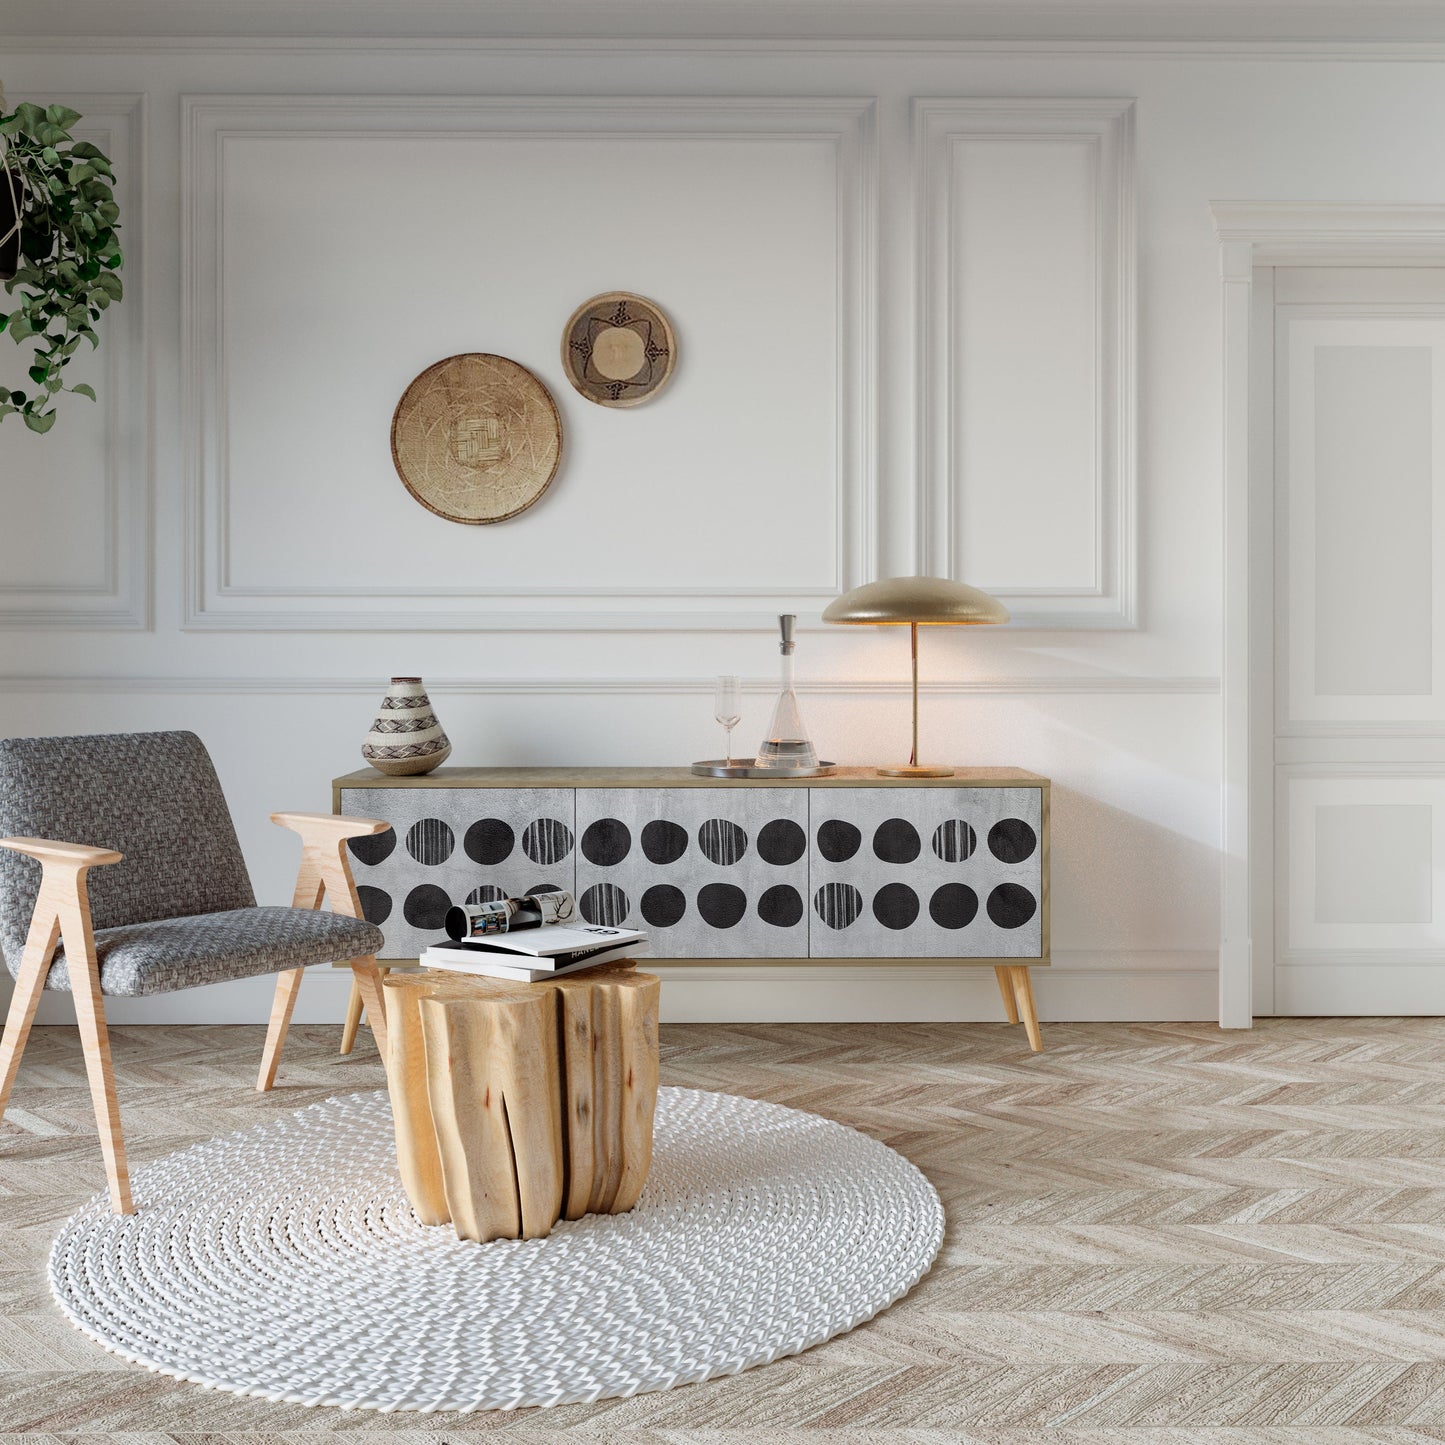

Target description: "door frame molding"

left=1213, top=202, right=1445, bottom=1027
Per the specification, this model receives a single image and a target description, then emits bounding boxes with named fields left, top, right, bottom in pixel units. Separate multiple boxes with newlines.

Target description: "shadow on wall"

left=1050, top=783, right=1219, bottom=957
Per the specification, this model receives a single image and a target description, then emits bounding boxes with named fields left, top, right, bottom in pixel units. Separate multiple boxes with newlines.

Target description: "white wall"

left=10, top=34, right=1435, bottom=1024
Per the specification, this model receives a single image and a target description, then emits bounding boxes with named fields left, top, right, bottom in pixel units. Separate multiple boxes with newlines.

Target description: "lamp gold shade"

left=823, top=575, right=1009, bottom=777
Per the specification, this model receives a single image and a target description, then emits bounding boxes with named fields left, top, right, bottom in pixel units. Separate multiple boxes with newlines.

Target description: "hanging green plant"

left=0, top=101, right=123, bottom=433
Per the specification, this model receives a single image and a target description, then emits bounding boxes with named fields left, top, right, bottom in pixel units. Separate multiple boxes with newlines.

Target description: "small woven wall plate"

left=390, top=353, right=563, bottom=523
left=562, top=292, right=677, bottom=407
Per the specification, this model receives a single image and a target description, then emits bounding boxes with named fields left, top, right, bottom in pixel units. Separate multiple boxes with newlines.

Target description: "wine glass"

left=714, top=675, right=742, bottom=768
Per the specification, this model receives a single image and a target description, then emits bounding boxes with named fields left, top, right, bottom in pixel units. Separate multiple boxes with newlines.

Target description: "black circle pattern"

left=814, top=882, right=863, bottom=930
left=988, top=818, right=1037, bottom=864
left=405, top=818, right=454, bottom=866
left=697, top=882, right=748, bottom=929
left=872, top=883, right=920, bottom=931
left=873, top=818, right=921, bottom=865
left=466, top=884, right=505, bottom=905
left=987, top=883, right=1037, bottom=929
left=464, top=818, right=514, bottom=866
left=356, top=885, right=392, bottom=926
left=581, top=818, right=632, bottom=867
left=816, top=819, right=862, bottom=863
left=579, top=882, right=630, bottom=927
left=932, top=819, right=977, bottom=863
left=348, top=828, right=396, bottom=867
left=756, top=818, right=807, bottom=867
left=526, top=883, right=562, bottom=896
left=402, top=884, right=451, bottom=931
left=929, top=883, right=979, bottom=930
left=757, top=884, right=804, bottom=929
left=641, top=819, right=689, bottom=865
left=523, top=818, right=574, bottom=866
left=640, top=884, right=687, bottom=929
left=698, top=819, right=748, bottom=866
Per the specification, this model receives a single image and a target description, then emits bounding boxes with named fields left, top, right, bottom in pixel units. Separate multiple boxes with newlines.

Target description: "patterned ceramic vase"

left=361, top=677, right=452, bottom=776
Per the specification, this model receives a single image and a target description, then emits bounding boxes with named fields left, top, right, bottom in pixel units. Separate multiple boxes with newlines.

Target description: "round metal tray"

left=691, top=759, right=838, bottom=779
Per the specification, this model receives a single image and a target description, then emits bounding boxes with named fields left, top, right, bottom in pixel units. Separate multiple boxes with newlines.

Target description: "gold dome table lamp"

left=822, top=575, right=1009, bottom=778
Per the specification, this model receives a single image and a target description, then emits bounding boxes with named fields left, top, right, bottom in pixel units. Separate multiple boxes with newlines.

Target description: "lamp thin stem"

left=910, top=621, right=919, bottom=768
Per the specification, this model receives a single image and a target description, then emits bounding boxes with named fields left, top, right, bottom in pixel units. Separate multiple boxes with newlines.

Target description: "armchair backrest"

left=0, top=730, right=256, bottom=976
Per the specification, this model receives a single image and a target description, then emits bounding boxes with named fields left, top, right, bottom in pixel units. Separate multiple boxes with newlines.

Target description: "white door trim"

left=1212, top=202, right=1445, bottom=1028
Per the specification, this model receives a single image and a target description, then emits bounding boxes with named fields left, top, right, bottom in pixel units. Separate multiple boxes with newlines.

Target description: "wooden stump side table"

left=383, top=962, right=660, bottom=1243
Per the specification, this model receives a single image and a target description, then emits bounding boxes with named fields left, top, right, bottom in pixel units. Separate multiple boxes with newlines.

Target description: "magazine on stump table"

left=423, top=889, right=647, bottom=983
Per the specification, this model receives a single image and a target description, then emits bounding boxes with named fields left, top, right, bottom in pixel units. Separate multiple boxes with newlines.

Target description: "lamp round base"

left=877, top=765, right=955, bottom=779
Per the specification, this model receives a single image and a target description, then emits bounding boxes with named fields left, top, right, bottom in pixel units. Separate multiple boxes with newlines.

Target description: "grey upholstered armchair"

left=0, top=730, right=392, bottom=1215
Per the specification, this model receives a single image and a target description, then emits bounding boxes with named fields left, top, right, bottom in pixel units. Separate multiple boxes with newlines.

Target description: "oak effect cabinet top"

left=334, top=765, right=1049, bottom=790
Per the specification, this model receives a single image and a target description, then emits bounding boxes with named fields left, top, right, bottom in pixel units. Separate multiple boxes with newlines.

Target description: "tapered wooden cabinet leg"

left=995, top=966, right=1020, bottom=1025
left=0, top=911, right=60, bottom=1118
left=383, top=982, right=449, bottom=1226
left=340, top=978, right=364, bottom=1056
left=1010, top=967, right=1043, bottom=1053
left=257, top=967, right=305, bottom=1092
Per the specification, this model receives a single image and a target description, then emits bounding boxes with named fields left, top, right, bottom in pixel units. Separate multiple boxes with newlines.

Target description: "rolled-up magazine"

left=445, top=889, right=576, bottom=941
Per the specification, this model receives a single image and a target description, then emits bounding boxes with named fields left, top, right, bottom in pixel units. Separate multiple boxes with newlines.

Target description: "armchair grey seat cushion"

left=42, top=907, right=385, bottom=997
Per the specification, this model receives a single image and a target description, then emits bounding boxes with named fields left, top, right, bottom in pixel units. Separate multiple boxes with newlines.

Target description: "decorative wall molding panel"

left=1282, top=770, right=1445, bottom=957
left=915, top=98, right=1136, bottom=628
left=0, top=673, right=1222, bottom=695
left=1279, top=307, right=1445, bottom=727
left=0, top=93, right=149, bottom=630
left=182, top=95, right=877, bottom=631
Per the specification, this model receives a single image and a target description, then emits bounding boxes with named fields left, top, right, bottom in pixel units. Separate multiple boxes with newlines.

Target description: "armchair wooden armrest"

left=260, top=808, right=390, bottom=1085
left=270, top=811, right=390, bottom=842
left=0, top=836, right=123, bottom=870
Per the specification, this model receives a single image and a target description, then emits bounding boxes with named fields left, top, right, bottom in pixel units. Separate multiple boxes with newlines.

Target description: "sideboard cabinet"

left=332, top=767, right=1049, bottom=970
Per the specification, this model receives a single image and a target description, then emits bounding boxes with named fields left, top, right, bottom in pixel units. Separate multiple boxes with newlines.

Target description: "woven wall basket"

left=391, top=353, right=563, bottom=523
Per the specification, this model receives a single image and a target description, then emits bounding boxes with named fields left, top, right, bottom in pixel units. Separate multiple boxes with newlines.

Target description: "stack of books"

left=422, top=888, right=647, bottom=982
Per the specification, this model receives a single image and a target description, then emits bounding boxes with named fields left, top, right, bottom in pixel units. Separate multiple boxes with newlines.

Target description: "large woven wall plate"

left=390, top=354, right=563, bottom=523
left=562, top=292, right=677, bottom=407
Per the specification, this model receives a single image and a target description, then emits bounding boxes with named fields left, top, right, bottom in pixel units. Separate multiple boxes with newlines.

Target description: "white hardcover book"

left=421, top=940, right=648, bottom=983
left=443, top=923, right=646, bottom=959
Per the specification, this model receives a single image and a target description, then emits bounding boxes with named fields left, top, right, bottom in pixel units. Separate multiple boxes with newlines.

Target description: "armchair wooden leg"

left=340, top=976, right=364, bottom=1056
left=349, top=961, right=389, bottom=1063
left=340, top=968, right=392, bottom=1057
left=66, top=944, right=133, bottom=1215
left=257, top=967, right=305, bottom=1092
left=0, top=911, right=60, bottom=1118
left=994, top=965, right=1020, bottom=1025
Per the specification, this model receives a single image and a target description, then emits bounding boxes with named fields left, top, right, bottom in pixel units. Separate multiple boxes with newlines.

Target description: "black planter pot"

left=0, top=164, right=20, bottom=282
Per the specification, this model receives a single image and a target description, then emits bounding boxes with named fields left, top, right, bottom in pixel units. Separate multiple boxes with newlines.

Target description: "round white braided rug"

left=49, top=1087, right=944, bottom=1412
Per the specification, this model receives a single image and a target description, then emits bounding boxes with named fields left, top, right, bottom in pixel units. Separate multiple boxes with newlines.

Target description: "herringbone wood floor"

left=7, top=1018, right=1445, bottom=1441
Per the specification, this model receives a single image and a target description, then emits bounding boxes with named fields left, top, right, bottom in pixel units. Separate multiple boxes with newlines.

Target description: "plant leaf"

left=45, top=104, right=83, bottom=129
left=23, top=409, right=56, bottom=433
left=70, top=382, right=96, bottom=401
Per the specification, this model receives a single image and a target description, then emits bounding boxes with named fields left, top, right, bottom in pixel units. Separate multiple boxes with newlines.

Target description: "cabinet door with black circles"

left=808, top=787, right=1044, bottom=959
left=340, top=787, right=577, bottom=962
left=574, top=788, right=810, bottom=958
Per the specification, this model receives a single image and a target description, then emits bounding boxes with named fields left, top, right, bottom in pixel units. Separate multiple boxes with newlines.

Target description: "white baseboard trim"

left=1, top=953, right=1219, bottom=1026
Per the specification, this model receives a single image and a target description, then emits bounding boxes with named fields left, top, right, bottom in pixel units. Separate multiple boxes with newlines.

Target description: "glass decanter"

left=755, top=614, right=818, bottom=771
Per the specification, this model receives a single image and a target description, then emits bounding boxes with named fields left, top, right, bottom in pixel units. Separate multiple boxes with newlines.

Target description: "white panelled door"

left=1274, top=268, right=1445, bottom=1013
